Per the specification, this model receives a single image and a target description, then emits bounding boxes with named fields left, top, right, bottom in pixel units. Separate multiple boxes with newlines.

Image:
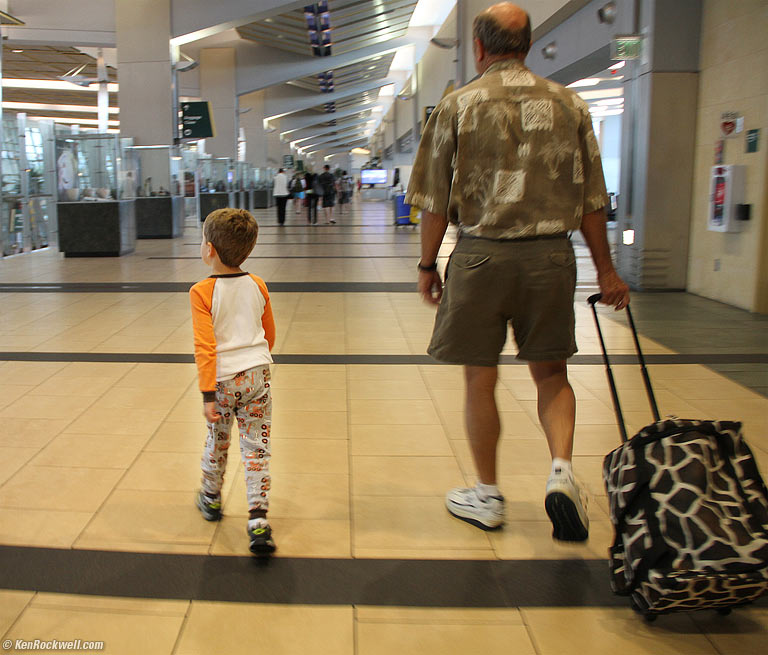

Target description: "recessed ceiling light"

left=567, top=78, right=601, bottom=88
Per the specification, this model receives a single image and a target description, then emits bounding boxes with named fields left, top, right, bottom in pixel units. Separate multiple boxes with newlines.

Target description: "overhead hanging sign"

left=283, top=154, right=295, bottom=168
left=181, top=102, right=215, bottom=139
left=611, top=35, right=643, bottom=60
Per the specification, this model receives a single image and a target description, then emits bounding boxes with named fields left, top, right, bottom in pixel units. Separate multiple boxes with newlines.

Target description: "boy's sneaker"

left=248, top=521, right=277, bottom=557
left=195, top=490, right=222, bottom=521
left=545, top=472, right=589, bottom=542
left=445, top=487, right=505, bottom=530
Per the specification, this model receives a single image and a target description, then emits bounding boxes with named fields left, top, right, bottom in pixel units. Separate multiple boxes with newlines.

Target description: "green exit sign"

left=611, top=35, right=643, bottom=60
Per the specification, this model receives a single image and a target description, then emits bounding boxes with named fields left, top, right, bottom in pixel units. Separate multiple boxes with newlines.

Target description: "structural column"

left=200, top=48, right=237, bottom=159
left=115, top=0, right=175, bottom=145
left=615, top=0, right=702, bottom=289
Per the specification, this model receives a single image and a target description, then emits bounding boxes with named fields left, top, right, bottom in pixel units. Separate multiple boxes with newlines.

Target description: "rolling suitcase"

left=588, top=293, right=768, bottom=621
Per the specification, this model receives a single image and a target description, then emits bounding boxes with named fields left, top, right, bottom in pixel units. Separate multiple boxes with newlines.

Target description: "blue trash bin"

left=393, top=194, right=412, bottom=225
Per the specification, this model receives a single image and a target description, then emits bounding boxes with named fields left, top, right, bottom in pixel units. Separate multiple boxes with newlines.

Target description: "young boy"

left=190, top=208, right=277, bottom=556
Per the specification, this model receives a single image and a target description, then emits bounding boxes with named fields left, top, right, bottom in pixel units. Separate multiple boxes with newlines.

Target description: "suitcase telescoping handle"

left=587, top=294, right=661, bottom=443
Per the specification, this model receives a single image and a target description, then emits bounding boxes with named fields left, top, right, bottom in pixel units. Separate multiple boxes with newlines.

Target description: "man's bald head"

left=473, top=2, right=531, bottom=64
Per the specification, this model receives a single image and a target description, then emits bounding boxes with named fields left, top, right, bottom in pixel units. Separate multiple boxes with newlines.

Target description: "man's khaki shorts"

left=428, top=234, right=577, bottom=366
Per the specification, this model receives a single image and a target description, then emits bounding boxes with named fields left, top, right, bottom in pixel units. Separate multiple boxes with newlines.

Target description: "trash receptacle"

left=393, top=193, right=413, bottom=225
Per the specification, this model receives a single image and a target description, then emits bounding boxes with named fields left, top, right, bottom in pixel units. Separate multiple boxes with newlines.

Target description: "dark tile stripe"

left=0, top=545, right=627, bottom=607
left=0, top=282, right=422, bottom=293
left=147, top=256, right=448, bottom=260
left=2, top=352, right=767, bottom=365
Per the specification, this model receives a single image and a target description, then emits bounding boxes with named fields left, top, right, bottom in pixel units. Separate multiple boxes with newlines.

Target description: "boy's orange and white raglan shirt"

left=189, top=272, right=275, bottom=401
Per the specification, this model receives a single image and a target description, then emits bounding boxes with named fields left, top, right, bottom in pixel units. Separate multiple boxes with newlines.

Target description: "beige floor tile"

left=352, top=495, right=493, bottom=554
left=75, top=489, right=217, bottom=550
left=272, top=410, right=348, bottom=438
left=271, top=438, right=348, bottom=474
left=0, top=466, right=122, bottom=511
left=0, top=361, right=68, bottom=385
left=270, top=365, right=346, bottom=389
left=522, top=607, right=719, bottom=655
left=487, top=519, right=613, bottom=559
left=348, top=365, right=424, bottom=381
left=349, top=425, right=453, bottom=456
left=440, top=411, right=543, bottom=439
left=175, top=602, right=354, bottom=655
left=353, top=548, right=497, bottom=559
left=0, top=508, right=94, bottom=548
left=52, top=362, right=136, bottom=379
left=31, top=434, right=148, bottom=469
left=349, top=378, right=431, bottom=400
left=357, top=615, right=536, bottom=655
left=30, top=592, right=188, bottom=616
left=665, top=376, right=763, bottom=400
left=117, top=451, right=211, bottom=492
left=0, top=394, right=94, bottom=421
left=143, top=422, right=206, bottom=453
left=690, top=607, right=768, bottom=655
left=95, top=387, right=186, bottom=411
left=271, top=388, right=347, bottom=412
left=225, top=471, right=350, bottom=520
left=350, top=399, right=441, bottom=425
left=210, top=516, right=351, bottom=558
left=352, top=456, right=465, bottom=496
left=32, top=377, right=118, bottom=397
left=113, top=363, right=197, bottom=388
left=0, top=447, right=38, bottom=485
left=63, top=407, right=168, bottom=436
left=0, top=589, right=35, bottom=635
left=0, top=418, right=68, bottom=448
left=357, top=606, right=523, bottom=624
left=452, top=439, right=552, bottom=478
left=0, top=384, right=36, bottom=409
left=5, top=605, right=186, bottom=655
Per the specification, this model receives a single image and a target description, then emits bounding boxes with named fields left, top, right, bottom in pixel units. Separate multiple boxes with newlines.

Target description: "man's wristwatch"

left=417, top=261, right=438, bottom=272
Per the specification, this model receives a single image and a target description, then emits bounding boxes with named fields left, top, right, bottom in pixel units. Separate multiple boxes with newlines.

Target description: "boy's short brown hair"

left=203, top=208, right=259, bottom=267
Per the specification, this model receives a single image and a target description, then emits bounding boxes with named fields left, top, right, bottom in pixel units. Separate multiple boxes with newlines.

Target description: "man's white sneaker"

left=545, top=473, right=589, bottom=542
left=445, top=487, right=505, bottom=530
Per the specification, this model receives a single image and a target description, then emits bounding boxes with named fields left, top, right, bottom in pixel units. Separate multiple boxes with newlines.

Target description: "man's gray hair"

left=473, top=12, right=532, bottom=56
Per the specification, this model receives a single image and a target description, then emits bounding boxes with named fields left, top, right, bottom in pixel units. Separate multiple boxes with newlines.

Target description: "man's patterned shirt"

left=405, top=58, right=609, bottom=240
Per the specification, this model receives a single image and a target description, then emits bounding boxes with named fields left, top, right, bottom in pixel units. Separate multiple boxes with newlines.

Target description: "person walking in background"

left=273, top=168, right=290, bottom=226
left=318, top=165, right=337, bottom=224
left=337, top=170, right=352, bottom=216
left=406, top=2, right=629, bottom=541
left=304, top=171, right=319, bottom=225
left=291, top=173, right=305, bottom=215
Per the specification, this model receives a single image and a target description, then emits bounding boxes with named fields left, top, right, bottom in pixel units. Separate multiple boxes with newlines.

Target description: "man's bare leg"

left=527, top=360, right=574, bottom=460
left=464, top=365, right=501, bottom=484
left=444, top=364, right=505, bottom=530
left=528, top=360, right=588, bottom=541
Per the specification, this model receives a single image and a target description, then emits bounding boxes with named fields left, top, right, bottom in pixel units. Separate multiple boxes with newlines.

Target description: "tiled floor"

left=1, top=197, right=767, bottom=653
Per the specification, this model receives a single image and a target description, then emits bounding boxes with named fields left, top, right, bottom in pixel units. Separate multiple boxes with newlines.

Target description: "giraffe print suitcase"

left=588, top=295, right=768, bottom=621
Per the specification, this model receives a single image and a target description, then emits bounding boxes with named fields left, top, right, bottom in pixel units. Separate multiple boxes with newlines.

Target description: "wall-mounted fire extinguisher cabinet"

left=708, top=165, right=745, bottom=232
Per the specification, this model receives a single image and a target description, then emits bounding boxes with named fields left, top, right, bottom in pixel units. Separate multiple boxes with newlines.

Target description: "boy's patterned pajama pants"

left=200, top=365, right=272, bottom=512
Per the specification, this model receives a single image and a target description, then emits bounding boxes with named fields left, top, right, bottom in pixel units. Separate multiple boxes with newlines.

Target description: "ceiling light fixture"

left=566, top=78, right=602, bottom=88
left=597, top=2, right=618, bottom=24
left=2, top=79, right=119, bottom=92
left=542, top=42, right=557, bottom=59
left=2, top=101, right=118, bottom=114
